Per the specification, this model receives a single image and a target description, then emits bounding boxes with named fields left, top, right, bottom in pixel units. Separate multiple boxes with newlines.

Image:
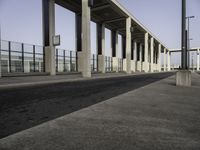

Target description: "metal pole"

left=185, top=30, right=188, bottom=69
left=63, top=50, right=66, bottom=72
left=8, top=41, right=11, bottom=73
left=33, top=45, right=36, bottom=72
left=187, top=18, right=190, bottom=68
left=56, top=49, right=58, bottom=72
left=181, top=0, right=187, bottom=69
left=22, top=43, right=24, bottom=72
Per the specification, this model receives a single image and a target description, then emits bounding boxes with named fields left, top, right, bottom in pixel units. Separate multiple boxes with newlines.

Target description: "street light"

left=186, top=16, right=195, bottom=68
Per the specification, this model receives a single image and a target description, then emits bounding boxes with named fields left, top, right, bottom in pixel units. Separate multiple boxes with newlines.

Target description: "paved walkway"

left=0, top=73, right=200, bottom=150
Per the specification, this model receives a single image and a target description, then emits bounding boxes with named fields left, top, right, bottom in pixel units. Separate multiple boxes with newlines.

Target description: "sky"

left=0, top=0, right=199, bottom=66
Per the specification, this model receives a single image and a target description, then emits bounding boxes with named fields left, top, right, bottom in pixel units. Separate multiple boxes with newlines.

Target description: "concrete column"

left=164, top=48, right=166, bottom=71
left=131, top=41, right=137, bottom=72
left=150, top=37, right=154, bottom=72
left=167, top=51, right=171, bottom=71
left=126, top=17, right=132, bottom=74
left=144, top=33, right=149, bottom=72
left=158, top=44, right=161, bottom=72
left=197, top=49, right=200, bottom=71
left=78, top=0, right=91, bottom=77
left=112, top=31, right=119, bottom=72
left=42, top=0, right=56, bottom=75
left=138, top=43, right=142, bottom=72
left=97, top=23, right=105, bottom=73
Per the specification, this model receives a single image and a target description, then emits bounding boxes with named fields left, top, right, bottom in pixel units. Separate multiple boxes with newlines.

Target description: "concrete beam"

left=91, top=4, right=110, bottom=12
left=126, top=17, right=132, bottom=74
left=104, top=17, right=126, bottom=24
left=42, top=0, right=56, bottom=75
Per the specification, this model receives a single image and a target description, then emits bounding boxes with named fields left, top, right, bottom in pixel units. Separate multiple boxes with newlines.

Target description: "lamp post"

left=176, top=0, right=191, bottom=87
left=181, top=0, right=187, bottom=69
left=186, top=16, right=195, bottom=68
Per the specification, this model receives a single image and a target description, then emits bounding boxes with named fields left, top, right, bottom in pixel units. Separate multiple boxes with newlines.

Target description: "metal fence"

left=118, top=58, right=123, bottom=72
left=105, top=56, right=113, bottom=72
left=0, top=40, right=44, bottom=74
left=55, top=49, right=78, bottom=73
left=91, top=54, right=98, bottom=72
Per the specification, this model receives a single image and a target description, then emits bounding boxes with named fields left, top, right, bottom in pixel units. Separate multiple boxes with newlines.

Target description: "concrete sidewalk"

left=0, top=73, right=200, bottom=150
left=0, top=72, right=159, bottom=89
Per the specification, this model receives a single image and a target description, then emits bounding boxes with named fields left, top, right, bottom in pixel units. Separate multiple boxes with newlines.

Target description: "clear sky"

left=0, top=0, right=199, bottom=65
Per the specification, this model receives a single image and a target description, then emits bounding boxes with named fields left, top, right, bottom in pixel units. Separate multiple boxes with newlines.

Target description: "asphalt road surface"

left=0, top=72, right=174, bottom=138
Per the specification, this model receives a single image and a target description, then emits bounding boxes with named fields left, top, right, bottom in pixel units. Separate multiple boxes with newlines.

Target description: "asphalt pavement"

left=0, top=72, right=173, bottom=138
left=0, top=72, right=200, bottom=150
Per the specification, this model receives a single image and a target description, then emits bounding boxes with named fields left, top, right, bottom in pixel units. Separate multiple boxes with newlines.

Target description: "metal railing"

left=0, top=40, right=45, bottom=74
left=55, top=49, right=78, bottom=73
left=105, top=56, right=113, bottom=72
left=118, top=58, right=123, bottom=72
left=91, top=54, right=98, bottom=72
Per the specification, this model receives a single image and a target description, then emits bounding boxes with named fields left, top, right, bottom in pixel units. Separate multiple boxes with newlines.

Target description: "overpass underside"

left=0, top=0, right=172, bottom=78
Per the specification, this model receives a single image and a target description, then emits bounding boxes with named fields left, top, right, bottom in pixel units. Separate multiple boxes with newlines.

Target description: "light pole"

left=181, top=0, right=187, bottom=70
left=186, top=16, right=195, bottom=68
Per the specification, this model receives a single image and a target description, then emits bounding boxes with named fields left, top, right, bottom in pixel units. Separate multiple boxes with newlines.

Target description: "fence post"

left=33, top=45, right=36, bottom=72
left=76, top=52, right=78, bottom=72
left=8, top=41, right=11, bottom=73
left=63, top=50, right=66, bottom=72
left=97, top=54, right=99, bottom=72
left=70, top=51, right=72, bottom=72
left=93, top=54, right=95, bottom=72
left=43, top=46, right=45, bottom=72
left=21, top=43, right=25, bottom=72
left=56, top=49, right=58, bottom=72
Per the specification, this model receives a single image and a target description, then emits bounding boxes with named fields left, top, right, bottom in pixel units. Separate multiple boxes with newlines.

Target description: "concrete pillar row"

left=125, top=17, right=132, bottom=74
left=163, top=48, right=166, bottom=71
left=150, top=37, right=154, bottom=72
left=143, top=33, right=149, bottom=72
left=197, top=49, right=199, bottom=71
left=158, top=44, right=161, bottom=72
left=77, top=0, right=91, bottom=78
left=97, top=23, right=105, bottom=73
left=112, top=31, right=119, bottom=72
left=167, top=51, right=171, bottom=71
left=42, top=0, right=56, bottom=75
